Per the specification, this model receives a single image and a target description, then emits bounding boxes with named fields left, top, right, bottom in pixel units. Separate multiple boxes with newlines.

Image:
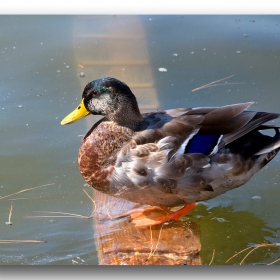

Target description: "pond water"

left=1, top=15, right=280, bottom=265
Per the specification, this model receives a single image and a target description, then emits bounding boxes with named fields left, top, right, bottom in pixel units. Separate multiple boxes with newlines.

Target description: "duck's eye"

left=78, top=105, right=81, bottom=109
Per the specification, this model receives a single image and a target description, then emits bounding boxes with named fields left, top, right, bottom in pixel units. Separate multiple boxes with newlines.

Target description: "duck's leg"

left=124, top=203, right=196, bottom=228
left=167, top=202, right=196, bottom=220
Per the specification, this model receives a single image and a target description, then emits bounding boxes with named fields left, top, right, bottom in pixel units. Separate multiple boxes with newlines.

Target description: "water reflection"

left=188, top=203, right=280, bottom=265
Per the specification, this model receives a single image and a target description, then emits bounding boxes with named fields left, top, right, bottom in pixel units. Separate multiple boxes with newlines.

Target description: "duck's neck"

left=110, top=112, right=144, bottom=131
left=106, top=99, right=144, bottom=131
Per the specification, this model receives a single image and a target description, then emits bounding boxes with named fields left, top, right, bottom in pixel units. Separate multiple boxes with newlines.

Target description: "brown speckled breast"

left=78, top=121, right=133, bottom=192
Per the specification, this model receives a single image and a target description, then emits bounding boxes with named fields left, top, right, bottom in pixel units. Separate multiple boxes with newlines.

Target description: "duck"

left=61, top=77, right=280, bottom=228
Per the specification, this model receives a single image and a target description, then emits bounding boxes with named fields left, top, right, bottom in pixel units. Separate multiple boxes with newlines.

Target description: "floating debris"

left=236, top=50, right=241, bottom=54
left=243, top=34, right=249, bottom=37
left=76, top=256, right=85, bottom=263
left=78, top=72, right=86, bottom=77
left=172, top=53, right=178, bottom=57
left=212, top=217, right=228, bottom=222
left=18, top=105, right=23, bottom=108
left=158, top=67, right=167, bottom=72
left=252, top=196, right=262, bottom=200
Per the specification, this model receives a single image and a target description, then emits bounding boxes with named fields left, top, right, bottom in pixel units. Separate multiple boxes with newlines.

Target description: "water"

left=1, top=15, right=280, bottom=265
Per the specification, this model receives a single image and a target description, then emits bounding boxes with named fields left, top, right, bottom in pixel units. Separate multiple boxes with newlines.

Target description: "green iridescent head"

left=61, top=77, right=143, bottom=128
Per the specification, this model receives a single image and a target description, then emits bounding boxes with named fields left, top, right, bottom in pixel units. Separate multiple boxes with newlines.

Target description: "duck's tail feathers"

left=255, top=126, right=280, bottom=155
left=219, top=112, right=280, bottom=149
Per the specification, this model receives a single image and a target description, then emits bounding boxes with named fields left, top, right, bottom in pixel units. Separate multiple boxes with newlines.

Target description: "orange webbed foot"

left=123, top=203, right=196, bottom=228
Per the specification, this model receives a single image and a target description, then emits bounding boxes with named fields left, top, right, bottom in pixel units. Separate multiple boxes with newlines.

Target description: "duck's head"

left=61, top=77, right=143, bottom=129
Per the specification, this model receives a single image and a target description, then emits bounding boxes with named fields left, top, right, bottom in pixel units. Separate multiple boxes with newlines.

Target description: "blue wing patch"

left=185, top=134, right=221, bottom=155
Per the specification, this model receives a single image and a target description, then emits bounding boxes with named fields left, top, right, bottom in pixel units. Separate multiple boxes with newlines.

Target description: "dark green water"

left=1, top=15, right=280, bottom=265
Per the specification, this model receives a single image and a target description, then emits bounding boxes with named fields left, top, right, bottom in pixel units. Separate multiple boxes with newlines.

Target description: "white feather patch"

left=170, top=129, right=199, bottom=160
left=209, top=135, right=223, bottom=156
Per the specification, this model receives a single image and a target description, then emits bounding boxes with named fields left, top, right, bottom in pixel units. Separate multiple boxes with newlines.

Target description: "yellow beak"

left=61, top=98, right=91, bottom=125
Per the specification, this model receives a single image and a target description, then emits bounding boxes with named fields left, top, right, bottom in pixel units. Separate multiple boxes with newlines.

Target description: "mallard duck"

left=61, top=77, right=280, bottom=227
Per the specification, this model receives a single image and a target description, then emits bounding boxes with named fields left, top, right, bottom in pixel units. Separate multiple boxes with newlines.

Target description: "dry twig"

left=1, top=197, right=47, bottom=201
left=24, top=188, right=98, bottom=220
left=6, top=201, right=13, bottom=225
left=226, top=243, right=280, bottom=265
left=0, top=183, right=55, bottom=200
left=82, top=189, right=96, bottom=213
left=267, top=257, right=280, bottom=265
left=0, top=239, right=45, bottom=243
left=209, top=249, right=215, bottom=265
left=24, top=211, right=93, bottom=219
left=146, top=224, right=164, bottom=261
left=191, top=74, right=245, bottom=92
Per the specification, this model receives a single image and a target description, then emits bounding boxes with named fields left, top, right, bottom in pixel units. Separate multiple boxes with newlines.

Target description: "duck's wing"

left=134, top=102, right=258, bottom=159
